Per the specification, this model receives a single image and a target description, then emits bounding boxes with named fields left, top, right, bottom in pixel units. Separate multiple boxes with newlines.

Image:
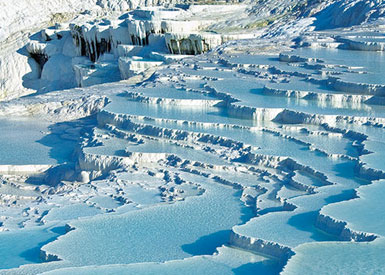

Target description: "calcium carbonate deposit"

left=0, top=0, right=385, bottom=274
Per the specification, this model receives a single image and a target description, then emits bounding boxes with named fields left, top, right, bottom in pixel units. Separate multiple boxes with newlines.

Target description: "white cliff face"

left=165, top=33, right=221, bottom=55
left=0, top=51, right=36, bottom=100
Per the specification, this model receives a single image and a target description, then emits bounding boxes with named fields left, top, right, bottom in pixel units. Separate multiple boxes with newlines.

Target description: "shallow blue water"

left=0, top=119, right=74, bottom=165
left=0, top=226, right=65, bottom=269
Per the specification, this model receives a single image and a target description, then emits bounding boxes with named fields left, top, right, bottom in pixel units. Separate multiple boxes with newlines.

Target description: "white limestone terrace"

left=0, top=28, right=384, bottom=273
left=1, top=1, right=385, bottom=275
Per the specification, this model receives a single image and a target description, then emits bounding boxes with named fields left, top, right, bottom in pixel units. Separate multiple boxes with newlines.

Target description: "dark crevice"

left=29, top=53, right=49, bottom=78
